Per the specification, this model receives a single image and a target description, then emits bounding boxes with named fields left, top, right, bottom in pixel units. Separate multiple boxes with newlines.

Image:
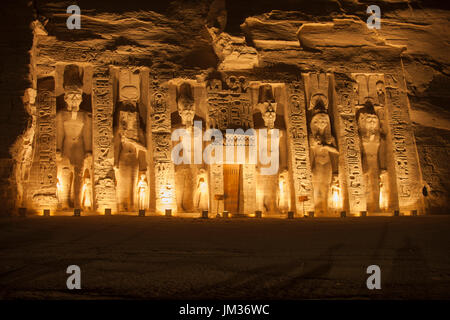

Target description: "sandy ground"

left=0, top=215, right=449, bottom=300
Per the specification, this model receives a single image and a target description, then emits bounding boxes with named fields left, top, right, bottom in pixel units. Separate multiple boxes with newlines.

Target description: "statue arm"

left=56, top=112, right=64, bottom=153
left=325, top=144, right=339, bottom=154
left=83, top=113, right=92, bottom=154
left=114, top=130, right=121, bottom=168
left=123, top=136, right=147, bottom=153
left=139, top=127, right=146, bottom=149
left=379, top=138, right=387, bottom=170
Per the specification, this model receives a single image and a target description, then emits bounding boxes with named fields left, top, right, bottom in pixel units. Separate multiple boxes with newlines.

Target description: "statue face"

left=119, top=111, right=138, bottom=133
left=311, top=113, right=330, bottom=132
left=26, top=88, right=37, bottom=105
left=64, top=91, right=82, bottom=112
left=363, top=114, right=380, bottom=132
left=376, top=82, right=384, bottom=96
left=262, top=102, right=277, bottom=129
left=178, top=97, right=195, bottom=126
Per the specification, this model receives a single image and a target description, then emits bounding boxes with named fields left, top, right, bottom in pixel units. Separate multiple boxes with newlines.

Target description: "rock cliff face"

left=0, top=0, right=448, bottom=214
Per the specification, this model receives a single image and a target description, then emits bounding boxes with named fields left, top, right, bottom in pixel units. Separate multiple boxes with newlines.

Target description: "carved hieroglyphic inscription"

left=37, top=44, right=101, bottom=64
left=285, top=82, right=314, bottom=213
left=150, top=79, right=177, bottom=213
left=240, top=163, right=256, bottom=214
left=339, top=115, right=366, bottom=212
left=92, top=67, right=116, bottom=211
left=209, top=163, right=224, bottom=215
left=206, top=76, right=251, bottom=215
left=207, top=77, right=252, bottom=130
left=30, top=77, right=58, bottom=209
left=335, top=79, right=366, bottom=213
left=384, top=77, right=423, bottom=212
left=151, top=90, right=171, bottom=133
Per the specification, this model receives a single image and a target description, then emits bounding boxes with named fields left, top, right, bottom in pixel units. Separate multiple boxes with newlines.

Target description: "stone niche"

left=10, top=9, right=426, bottom=217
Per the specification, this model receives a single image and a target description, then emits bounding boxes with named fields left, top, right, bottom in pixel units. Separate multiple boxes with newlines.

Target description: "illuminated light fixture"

left=19, top=207, right=27, bottom=218
left=138, top=209, right=146, bottom=217
left=254, top=210, right=262, bottom=219
left=287, top=211, right=294, bottom=219
left=201, top=210, right=208, bottom=219
left=223, top=210, right=229, bottom=218
left=360, top=211, right=367, bottom=217
left=165, top=209, right=172, bottom=217
left=104, top=208, right=111, bottom=216
left=394, top=210, right=400, bottom=217
left=308, top=211, right=314, bottom=218
left=74, top=208, right=81, bottom=217
left=340, top=211, right=346, bottom=218
left=411, top=210, right=417, bottom=216
left=43, top=209, right=50, bottom=217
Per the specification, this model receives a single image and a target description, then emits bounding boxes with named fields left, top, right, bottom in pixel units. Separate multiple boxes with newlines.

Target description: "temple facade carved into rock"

left=10, top=8, right=428, bottom=217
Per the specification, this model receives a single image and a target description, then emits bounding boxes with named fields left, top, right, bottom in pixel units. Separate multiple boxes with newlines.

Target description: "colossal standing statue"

left=177, top=82, right=196, bottom=127
left=357, top=101, right=386, bottom=212
left=309, top=99, right=339, bottom=215
left=56, top=64, right=92, bottom=209
left=114, top=69, right=147, bottom=212
left=257, top=84, right=277, bottom=130
left=11, top=88, right=37, bottom=207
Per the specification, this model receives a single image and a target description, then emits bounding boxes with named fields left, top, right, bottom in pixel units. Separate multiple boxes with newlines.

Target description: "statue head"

left=357, top=101, right=380, bottom=136
left=24, top=88, right=36, bottom=105
left=23, top=88, right=37, bottom=116
left=376, top=81, right=384, bottom=96
left=63, top=64, right=83, bottom=112
left=376, top=80, right=385, bottom=105
left=118, top=110, right=138, bottom=137
left=262, top=104, right=276, bottom=129
left=258, top=84, right=277, bottom=129
left=177, top=82, right=195, bottom=127
left=64, top=89, right=83, bottom=112
left=310, top=112, right=333, bottom=144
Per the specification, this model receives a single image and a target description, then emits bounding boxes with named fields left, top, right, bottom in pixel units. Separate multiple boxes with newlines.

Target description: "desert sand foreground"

left=0, top=215, right=449, bottom=299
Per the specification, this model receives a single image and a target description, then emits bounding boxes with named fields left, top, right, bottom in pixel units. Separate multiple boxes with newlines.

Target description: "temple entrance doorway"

left=224, top=164, right=241, bottom=214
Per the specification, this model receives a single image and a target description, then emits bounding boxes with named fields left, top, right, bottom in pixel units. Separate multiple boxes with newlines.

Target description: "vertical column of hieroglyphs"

left=92, top=66, right=116, bottom=212
left=240, top=134, right=256, bottom=215
left=384, top=73, right=424, bottom=213
left=205, top=78, right=225, bottom=215
left=334, top=76, right=366, bottom=214
left=150, top=78, right=177, bottom=214
left=284, top=81, right=314, bottom=214
left=30, top=77, right=58, bottom=210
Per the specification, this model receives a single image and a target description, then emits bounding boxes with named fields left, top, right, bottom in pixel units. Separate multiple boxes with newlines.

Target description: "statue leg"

left=59, top=164, right=71, bottom=209
left=130, top=164, right=138, bottom=210
left=367, top=168, right=380, bottom=212
left=73, top=166, right=83, bottom=209
left=117, top=164, right=130, bottom=212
